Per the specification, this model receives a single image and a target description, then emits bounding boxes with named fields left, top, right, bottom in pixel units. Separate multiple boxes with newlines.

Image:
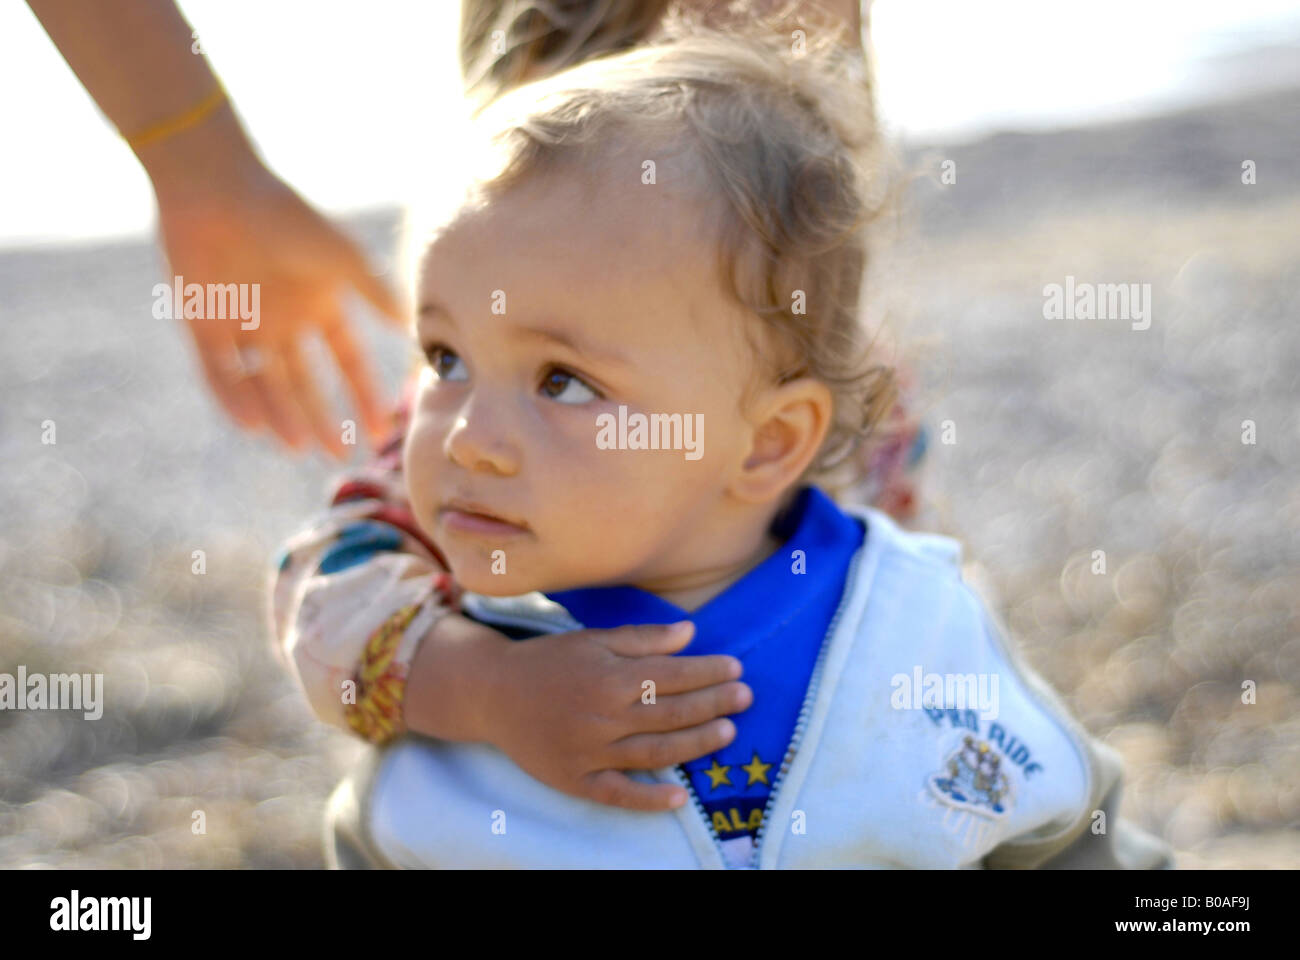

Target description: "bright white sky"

left=1, top=0, right=1298, bottom=247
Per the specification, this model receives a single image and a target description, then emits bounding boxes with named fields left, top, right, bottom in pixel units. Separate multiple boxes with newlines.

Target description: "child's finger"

left=607, top=718, right=737, bottom=771
left=598, top=620, right=696, bottom=657
left=630, top=652, right=743, bottom=696
left=580, top=770, right=690, bottom=812
left=619, top=682, right=752, bottom=734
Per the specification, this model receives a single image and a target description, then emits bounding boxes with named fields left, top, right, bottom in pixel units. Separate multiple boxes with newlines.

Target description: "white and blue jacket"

left=324, top=503, right=1174, bottom=870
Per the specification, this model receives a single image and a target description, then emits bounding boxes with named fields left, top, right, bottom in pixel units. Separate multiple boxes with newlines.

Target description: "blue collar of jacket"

left=458, top=486, right=864, bottom=639
left=540, top=485, right=864, bottom=659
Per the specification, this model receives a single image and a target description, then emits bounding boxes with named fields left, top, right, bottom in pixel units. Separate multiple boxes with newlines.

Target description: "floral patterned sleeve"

left=267, top=376, right=460, bottom=742
left=851, top=362, right=928, bottom=525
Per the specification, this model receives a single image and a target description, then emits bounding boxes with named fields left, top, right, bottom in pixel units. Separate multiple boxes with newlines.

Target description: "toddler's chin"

left=446, top=562, right=548, bottom=598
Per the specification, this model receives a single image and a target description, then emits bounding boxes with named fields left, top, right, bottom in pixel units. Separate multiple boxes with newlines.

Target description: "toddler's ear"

left=730, top=377, right=832, bottom=504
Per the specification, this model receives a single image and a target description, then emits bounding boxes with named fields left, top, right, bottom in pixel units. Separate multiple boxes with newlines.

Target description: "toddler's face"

left=404, top=166, right=763, bottom=597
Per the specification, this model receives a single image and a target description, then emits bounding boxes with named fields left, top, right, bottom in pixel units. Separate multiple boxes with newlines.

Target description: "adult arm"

left=26, top=0, right=404, bottom=456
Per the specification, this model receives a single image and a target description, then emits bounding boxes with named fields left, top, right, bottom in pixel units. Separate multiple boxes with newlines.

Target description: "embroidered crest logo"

left=928, top=734, right=1013, bottom=818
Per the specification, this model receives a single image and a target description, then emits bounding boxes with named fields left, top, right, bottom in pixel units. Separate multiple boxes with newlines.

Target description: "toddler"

left=272, top=23, right=1172, bottom=869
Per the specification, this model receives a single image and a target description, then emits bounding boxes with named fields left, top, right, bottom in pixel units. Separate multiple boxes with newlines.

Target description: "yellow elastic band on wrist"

left=123, top=83, right=228, bottom=152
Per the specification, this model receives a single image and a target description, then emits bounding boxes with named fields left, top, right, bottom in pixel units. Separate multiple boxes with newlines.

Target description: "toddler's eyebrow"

left=513, top=325, right=633, bottom=369
left=418, top=301, right=632, bottom=369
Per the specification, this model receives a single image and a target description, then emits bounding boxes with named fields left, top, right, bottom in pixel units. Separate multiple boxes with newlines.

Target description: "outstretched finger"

left=628, top=651, right=744, bottom=697
left=581, top=769, right=689, bottom=812
left=191, top=324, right=264, bottom=431
left=339, top=240, right=406, bottom=328
left=320, top=312, right=391, bottom=443
left=618, top=682, right=752, bottom=735
left=281, top=338, right=347, bottom=460
left=609, top=719, right=738, bottom=771
left=246, top=345, right=312, bottom=452
left=599, top=621, right=697, bottom=657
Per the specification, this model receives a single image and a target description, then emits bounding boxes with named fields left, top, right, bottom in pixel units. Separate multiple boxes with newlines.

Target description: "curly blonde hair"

left=449, top=12, right=897, bottom=488
left=459, top=0, right=674, bottom=107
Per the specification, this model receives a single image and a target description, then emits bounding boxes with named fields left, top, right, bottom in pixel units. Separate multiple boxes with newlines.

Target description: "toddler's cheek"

left=402, top=425, right=446, bottom=535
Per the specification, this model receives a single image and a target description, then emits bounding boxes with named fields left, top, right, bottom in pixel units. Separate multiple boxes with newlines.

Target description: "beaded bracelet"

left=344, top=572, right=462, bottom=743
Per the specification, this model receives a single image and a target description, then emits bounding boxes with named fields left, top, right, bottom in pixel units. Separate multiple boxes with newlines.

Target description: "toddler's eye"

left=425, top=345, right=467, bottom=382
left=540, top=367, right=599, bottom=404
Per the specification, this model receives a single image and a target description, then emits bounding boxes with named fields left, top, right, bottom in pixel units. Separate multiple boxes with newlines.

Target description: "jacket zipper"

left=745, top=542, right=866, bottom=869
left=666, top=764, right=728, bottom=867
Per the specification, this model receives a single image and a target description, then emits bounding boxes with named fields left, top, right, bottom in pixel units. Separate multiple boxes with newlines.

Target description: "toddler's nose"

left=443, top=402, right=521, bottom=477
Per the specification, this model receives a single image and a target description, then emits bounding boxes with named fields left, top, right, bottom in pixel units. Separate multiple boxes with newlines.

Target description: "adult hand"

left=26, top=0, right=405, bottom=458
left=155, top=162, right=406, bottom=459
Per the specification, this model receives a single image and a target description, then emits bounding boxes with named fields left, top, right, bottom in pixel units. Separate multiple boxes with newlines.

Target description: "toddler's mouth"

left=438, top=498, right=532, bottom=538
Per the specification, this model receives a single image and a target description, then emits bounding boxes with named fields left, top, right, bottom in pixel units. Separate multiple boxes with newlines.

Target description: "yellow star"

left=741, top=751, right=772, bottom=787
left=703, top=759, right=732, bottom=790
